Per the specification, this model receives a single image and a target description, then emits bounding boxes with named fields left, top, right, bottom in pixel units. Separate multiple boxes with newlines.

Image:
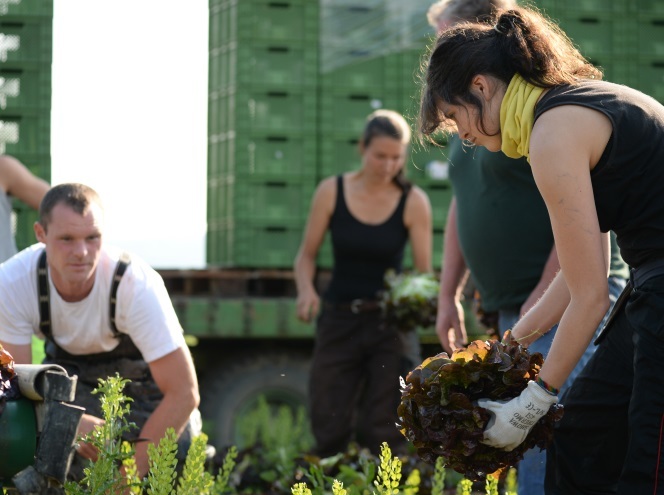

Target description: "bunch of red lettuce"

left=381, top=270, right=439, bottom=332
left=397, top=334, right=563, bottom=481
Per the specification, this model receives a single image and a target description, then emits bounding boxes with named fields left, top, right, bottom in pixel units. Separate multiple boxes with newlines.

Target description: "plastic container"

left=208, top=176, right=315, bottom=224
left=0, top=18, right=53, bottom=65
left=207, top=219, right=304, bottom=268
left=0, top=0, right=53, bottom=18
left=209, top=131, right=317, bottom=180
left=0, top=397, right=38, bottom=481
left=319, top=90, right=401, bottom=134
left=0, top=65, right=51, bottom=112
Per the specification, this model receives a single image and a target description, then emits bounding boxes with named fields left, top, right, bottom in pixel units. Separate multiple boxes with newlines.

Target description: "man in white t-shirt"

left=0, top=182, right=200, bottom=479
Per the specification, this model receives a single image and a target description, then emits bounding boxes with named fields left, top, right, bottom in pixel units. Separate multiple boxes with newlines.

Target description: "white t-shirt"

left=0, top=244, right=185, bottom=363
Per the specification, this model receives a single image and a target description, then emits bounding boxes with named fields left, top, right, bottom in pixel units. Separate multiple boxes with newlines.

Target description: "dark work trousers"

left=309, top=307, right=410, bottom=458
left=545, top=273, right=664, bottom=494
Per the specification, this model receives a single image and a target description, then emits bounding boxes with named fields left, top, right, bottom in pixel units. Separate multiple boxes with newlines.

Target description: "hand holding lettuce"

left=397, top=334, right=563, bottom=481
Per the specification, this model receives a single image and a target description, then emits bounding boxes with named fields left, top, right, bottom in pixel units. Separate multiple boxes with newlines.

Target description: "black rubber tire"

left=200, top=351, right=310, bottom=449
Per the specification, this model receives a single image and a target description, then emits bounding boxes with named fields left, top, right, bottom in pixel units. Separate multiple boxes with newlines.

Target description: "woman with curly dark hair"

left=419, top=6, right=664, bottom=494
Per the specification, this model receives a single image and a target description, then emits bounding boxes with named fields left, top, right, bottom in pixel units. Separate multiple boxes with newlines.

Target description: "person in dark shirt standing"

left=294, top=109, right=432, bottom=457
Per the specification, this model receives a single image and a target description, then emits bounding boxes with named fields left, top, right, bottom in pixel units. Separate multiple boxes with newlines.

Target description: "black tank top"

left=534, top=80, right=664, bottom=268
left=324, top=175, right=409, bottom=302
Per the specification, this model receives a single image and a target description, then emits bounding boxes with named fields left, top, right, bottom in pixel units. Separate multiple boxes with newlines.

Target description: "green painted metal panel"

left=0, top=0, right=53, bottom=18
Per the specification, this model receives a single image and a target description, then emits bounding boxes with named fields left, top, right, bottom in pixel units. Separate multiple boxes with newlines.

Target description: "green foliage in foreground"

left=60, top=375, right=516, bottom=494
left=64, top=374, right=237, bottom=495
left=291, top=443, right=508, bottom=495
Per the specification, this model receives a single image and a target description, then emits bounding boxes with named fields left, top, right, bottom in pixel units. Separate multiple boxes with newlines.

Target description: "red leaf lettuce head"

left=397, top=333, right=564, bottom=481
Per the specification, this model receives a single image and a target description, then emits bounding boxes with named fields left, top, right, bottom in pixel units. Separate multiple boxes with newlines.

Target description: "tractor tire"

left=200, top=351, right=310, bottom=449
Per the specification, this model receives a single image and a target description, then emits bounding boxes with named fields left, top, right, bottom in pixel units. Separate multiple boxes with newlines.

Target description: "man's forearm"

left=0, top=341, right=32, bottom=363
left=134, top=390, right=198, bottom=477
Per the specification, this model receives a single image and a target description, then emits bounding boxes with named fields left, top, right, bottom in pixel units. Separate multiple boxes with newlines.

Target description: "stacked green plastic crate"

left=207, top=0, right=319, bottom=267
left=537, top=0, right=664, bottom=104
left=316, top=0, right=450, bottom=269
left=317, top=1, right=400, bottom=268
left=397, top=1, right=451, bottom=270
left=0, top=0, right=52, bottom=249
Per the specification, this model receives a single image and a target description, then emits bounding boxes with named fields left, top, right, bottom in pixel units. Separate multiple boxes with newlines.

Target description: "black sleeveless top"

left=324, top=175, right=409, bottom=302
left=534, top=79, right=664, bottom=268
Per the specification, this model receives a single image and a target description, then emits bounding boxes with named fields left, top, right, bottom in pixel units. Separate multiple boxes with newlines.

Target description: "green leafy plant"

left=59, top=378, right=520, bottom=495
left=230, top=395, right=313, bottom=494
left=291, top=482, right=313, bottom=495
left=122, top=440, right=143, bottom=494
left=373, top=442, right=401, bottom=495
left=397, top=334, right=563, bottom=481
left=485, top=474, right=498, bottom=495
left=146, top=427, right=178, bottom=494
left=237, top=395, right=313, bottom=454
left=177, top=432, right=215, bottom=494
left=331, top=480, right=347, bottom=495
left=65, top=375, right=137, bottom=495
left=381, top=270, right=439, bottom=332
left=402, top=469, right=419, bottom=495
left=313, top=444, right=378, bottom=495
left=64, top=375, right=238, bottom=495
left=431, top=458, right=446, bottom=495
left=504, top=467, right=517, bottom=495
left=212, top=445, right=237, bottom=495
left=456, top=479, right=472, bottom=495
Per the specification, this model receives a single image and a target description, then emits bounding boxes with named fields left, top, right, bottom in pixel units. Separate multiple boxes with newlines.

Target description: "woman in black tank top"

left=294, top=110, right=433, bottom=457
left=419, top=6, right=664, bottom=494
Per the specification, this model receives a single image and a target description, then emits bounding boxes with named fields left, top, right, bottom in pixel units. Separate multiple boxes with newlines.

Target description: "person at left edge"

left=0, top=183, right=201, bottom=479
left=0, top=154, right=50, bottom=262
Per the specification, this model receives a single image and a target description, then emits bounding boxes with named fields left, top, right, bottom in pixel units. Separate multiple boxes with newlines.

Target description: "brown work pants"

left=308, top=307, right=415, bottom=458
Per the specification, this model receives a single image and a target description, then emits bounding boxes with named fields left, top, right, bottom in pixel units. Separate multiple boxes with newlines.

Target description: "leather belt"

left=631, top=258, right=664, bottom=289
left=594, top=258, right=664, bottom=345
left=324, top=299, right=382, bottom=314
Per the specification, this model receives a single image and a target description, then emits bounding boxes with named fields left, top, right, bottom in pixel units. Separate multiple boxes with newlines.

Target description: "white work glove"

left=478, top=380, right=558, bottom=451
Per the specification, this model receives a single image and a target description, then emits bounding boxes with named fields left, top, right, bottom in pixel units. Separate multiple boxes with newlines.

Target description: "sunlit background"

left=51, top=1, right=209, bottom=268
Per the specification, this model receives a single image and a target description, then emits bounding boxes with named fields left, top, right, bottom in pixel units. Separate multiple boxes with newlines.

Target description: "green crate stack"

left=207, top=0, right=320, bottom=267
left=208, top=0, right=664, bottom=272
left=630, top=9, right=664, bottom=104
left=318, top=0, right=402, bottom=180
left=0, top=1, right=53, bottom=251
left=397, top=2, right=451, bottom=270
left=207, top=218, right=304, bottom=268
left=539, top=0, right=664, bottom=104
left=174, top=296, right=314, bottom=338
left=318, top=1, right=388, bottom=268
left=316, top=1, right=450, bottom=269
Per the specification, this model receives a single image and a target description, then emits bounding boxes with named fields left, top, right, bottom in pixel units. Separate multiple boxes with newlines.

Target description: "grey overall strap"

left=37, top=250, right=132, bottom=339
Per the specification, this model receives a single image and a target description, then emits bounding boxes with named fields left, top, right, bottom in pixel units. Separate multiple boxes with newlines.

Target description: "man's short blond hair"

left=427, top=0, right=517, bottom=27
left=39, top=183, right=103, bottom=231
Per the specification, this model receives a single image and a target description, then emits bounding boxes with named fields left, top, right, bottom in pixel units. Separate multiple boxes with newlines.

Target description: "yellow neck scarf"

left=500, top=73, right=544, bottom=161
